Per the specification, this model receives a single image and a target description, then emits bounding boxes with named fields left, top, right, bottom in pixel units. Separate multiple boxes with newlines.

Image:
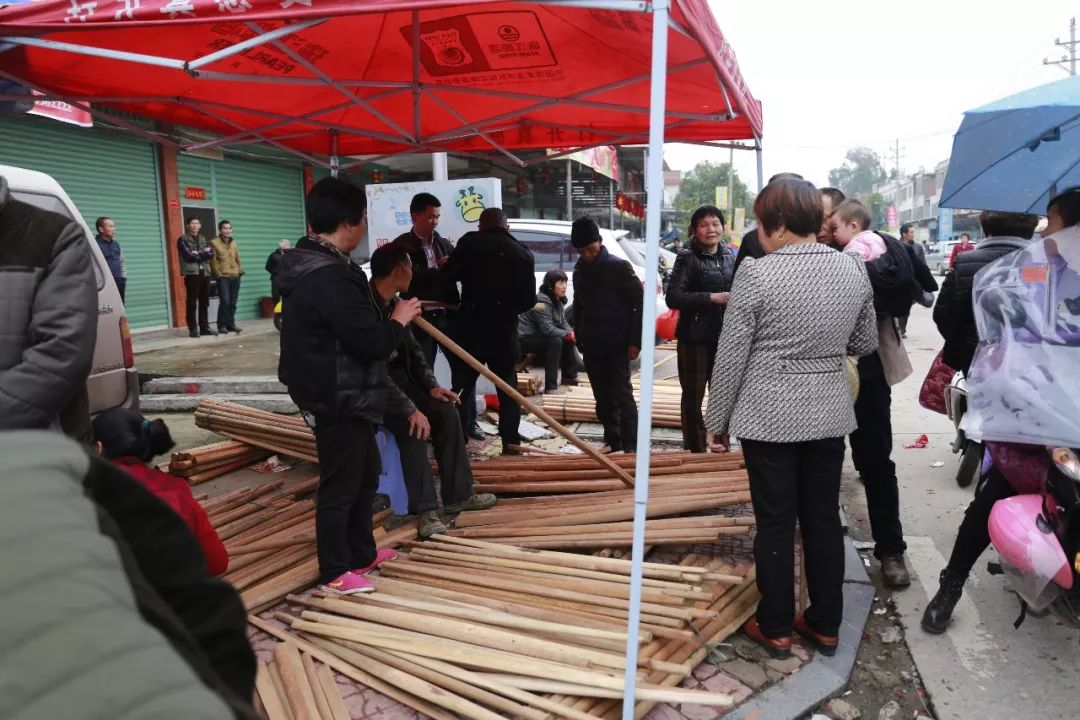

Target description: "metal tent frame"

left=0, top=2, right=762, bottom=715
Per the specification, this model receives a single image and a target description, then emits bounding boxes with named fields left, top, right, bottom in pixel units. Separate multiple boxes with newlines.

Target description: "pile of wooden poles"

left=539, top=378, right=693, bottom=428
left=255, top=642, right=350, bottom=720
left=195, top=398, right=317, bottom=462
left=517, top=372, right=542, bottom=396
left=454, top=451, right=750, bottom=549
left=201, top=477, right=416, bottom=612
left=251, top=533, right=760, bottom=719
left=167, top=439, right=270, bottom=485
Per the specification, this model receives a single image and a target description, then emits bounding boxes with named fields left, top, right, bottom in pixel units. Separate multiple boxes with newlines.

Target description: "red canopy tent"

left=0, top=0, right=761, bottom=169
left=0, top=2, right=762, bottom=713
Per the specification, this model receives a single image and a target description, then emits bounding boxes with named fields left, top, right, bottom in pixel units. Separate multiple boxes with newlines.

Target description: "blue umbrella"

left=939, top=74, right=1080, bottom=214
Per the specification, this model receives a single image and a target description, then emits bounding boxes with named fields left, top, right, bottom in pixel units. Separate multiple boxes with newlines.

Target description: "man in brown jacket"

left=210, top=219, right=244, bottom=334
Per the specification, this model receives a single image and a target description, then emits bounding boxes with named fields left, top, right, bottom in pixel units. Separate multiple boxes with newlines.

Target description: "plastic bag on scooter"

left=964, top=230, right=1080, bottom=447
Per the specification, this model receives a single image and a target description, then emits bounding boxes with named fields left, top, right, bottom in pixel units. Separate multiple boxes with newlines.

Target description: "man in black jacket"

left=278, top=177, right=421, bottom=595
left=896, top=223, right=938, bottom=337
left=933, top=211, right=1038, bottom=374
left=392, top=192, right=460, bottom=369
left=571, top=217, right=644, bottom=453
left=368, top=243, right=496, bottom=538
left=442, top=208, right=535, bottom=454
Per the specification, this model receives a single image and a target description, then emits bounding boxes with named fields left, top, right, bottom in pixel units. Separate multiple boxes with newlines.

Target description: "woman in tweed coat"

left=706, top=178, right=879, bottom=659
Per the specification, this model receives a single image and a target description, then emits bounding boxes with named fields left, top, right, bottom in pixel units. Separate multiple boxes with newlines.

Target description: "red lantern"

left=516, top=177, right=526, bottom=195
left=371, top=169, right=384, bottom=184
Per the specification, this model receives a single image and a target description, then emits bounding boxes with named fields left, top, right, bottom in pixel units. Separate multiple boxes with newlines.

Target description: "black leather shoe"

left=189, top=330, right=200, bottom=338
left=200, top=327, right=219, bottom=336
left=230, top=325, right=243, bottom=333
left=880, top=554, right=911, bottom=589
left=921, top=569, right=965, bottom=634
left=467, top=424, right=485, bottom=441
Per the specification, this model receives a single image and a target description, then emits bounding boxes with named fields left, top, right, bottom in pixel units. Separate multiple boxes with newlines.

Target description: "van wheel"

left=274, top=315, right=283, bottom=332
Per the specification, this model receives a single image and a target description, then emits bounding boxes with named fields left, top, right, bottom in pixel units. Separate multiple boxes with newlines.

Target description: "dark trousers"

left=417, top=310, right=454, bottom=370
left=453, top=322, right=522, bottom=446
left=216, top=276, right=241, bottom=330
left=850, top=372, right=907, bottom=559
left=897, top=315, right=910, bottom=335
left=310, top=415, right=381, bottom=583
left=945, top=465, right=1015, bottom=577
left=582, top=348, right=638, bottom=452
left=115, top=276, right=127, bottom=304
left=184, top=274, right=211, bottom=332
left=520, top=334, right=583, bottom=391
left=677, top=340, right=717, bottom=453
left=384, top=385, right=474, bottom=514
left=743, top=437, right=847, bottom=638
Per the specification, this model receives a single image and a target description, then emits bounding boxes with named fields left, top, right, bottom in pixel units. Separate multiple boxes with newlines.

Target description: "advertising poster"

left=364, top=178, right=503, bottom=259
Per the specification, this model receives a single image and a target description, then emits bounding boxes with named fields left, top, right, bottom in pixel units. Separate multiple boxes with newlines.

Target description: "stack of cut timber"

left=450, top=451, right=751, bottom=550
left=195, top=398, right=317, bottom=462
left=254, top=642, right=350, bottom=720
left=201, top=477, right=416, bottom=612
left=470, top=450, right=746, bottom=494
left=517, top=372, right=542, bottom=396
left=167, top=439, right=270, bottom=485
left=251, top=534, right=756, bottom=718
left=539, top=380, right=695, bottom=428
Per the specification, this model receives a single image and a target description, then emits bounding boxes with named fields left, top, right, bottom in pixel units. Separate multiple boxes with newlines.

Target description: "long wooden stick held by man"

left=412, top=315, right=635, bottom=488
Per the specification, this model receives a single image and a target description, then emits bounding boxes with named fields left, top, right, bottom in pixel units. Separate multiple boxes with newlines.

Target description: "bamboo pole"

left=268, top=660, right=298, bottom=720
left=413, top=315, right=634, bottom=487
left=474, top=674, right=734, bottom=706
left=249, top=616, right=457, bottom=720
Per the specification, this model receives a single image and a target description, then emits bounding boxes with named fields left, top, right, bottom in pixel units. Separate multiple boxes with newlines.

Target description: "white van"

left=2, top=164, right=139, bottom=415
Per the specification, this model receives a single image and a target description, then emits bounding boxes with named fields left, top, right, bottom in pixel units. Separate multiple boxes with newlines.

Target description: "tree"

left=827, top=147, right=888, bottom=196
left=866, top=192, right=886, bottom=228
left=673, top=161, right=752, bottom=235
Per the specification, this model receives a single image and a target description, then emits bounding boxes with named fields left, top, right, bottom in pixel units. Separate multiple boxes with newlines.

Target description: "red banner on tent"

left=27, top=92, right=93, bottom=127
left=0, top=1, right=762, bottom=160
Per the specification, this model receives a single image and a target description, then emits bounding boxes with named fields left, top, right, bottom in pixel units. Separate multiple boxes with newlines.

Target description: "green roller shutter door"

left=178, top=154, right=306, bottom=322
left=0, top=114, right=170, bottom=328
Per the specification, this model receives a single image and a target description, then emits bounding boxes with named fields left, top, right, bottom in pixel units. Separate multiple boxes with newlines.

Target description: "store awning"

left=0, top=0, right=762, bottom=167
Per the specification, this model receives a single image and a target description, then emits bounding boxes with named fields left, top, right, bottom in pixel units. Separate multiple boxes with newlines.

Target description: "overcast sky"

left=664, top=1, right=1079, bottom=189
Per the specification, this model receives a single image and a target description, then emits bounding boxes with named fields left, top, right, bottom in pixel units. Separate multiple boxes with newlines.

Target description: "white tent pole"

left=566, top=159, right=573, bottom=220
left=185, top=18, right=324, bottom=70
left=433, top=152, right=449, bottom=181
left=622, top=0, right=668, bottom=716
left=756, top=141, right=764, bottom=191
left=330, top=130, right=340, bottom=178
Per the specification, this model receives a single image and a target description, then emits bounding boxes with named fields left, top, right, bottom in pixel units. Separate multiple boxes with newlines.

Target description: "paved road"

left=883, top=306, right=1080, bottom=720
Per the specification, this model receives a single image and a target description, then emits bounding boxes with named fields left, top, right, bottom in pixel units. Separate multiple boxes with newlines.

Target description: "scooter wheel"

left=957, top=443, right=981, bottom=488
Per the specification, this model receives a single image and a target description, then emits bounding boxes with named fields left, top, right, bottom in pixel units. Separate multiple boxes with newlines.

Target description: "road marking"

left=905, top=535, right=999, bottom=680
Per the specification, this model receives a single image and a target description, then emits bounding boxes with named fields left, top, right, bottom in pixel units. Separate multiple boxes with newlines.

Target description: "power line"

left=1044, top=17, right=1078, bottom=76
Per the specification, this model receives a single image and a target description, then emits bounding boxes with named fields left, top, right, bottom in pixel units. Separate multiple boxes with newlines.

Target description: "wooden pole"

left=273, top=643, right=323, bottom=720
left=412, top=315, right=634, bottom=488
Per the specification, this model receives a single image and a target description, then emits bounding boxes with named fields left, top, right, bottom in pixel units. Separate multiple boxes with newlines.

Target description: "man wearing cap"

left=570, top=217, right=644, bottom=453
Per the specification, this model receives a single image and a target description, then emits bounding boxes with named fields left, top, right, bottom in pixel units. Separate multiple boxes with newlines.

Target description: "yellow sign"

left=733, top=207, right=746, bottom=236
left=715, top=186, right=729, bottom=207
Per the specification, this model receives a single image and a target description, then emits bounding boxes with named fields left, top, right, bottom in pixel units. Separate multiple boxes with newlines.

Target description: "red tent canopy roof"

left=0, top=0, right=762, bottom=164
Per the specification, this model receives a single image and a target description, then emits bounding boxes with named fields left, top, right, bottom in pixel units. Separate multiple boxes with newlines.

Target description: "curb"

left=140, top=393, right=298, bottom=414
left=725, top=536, right=875, bottom=720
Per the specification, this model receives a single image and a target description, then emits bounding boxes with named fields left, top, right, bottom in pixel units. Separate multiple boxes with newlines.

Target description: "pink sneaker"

left=353, top=548, right=398, bottom=576
left=318, top=571, right=374, bottom=596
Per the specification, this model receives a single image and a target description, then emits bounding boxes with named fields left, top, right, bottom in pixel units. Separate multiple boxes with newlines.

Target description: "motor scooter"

left=988, top=445, right=1080, bottom=630
left=944, top=371, right=983, bottom=488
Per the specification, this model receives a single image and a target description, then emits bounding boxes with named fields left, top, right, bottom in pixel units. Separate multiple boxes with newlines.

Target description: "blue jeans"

left=216, top=276, right=241, bottom=330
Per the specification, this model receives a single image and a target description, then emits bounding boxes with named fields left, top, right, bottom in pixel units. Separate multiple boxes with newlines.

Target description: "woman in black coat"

left=665, top=205, right=735, bottom=452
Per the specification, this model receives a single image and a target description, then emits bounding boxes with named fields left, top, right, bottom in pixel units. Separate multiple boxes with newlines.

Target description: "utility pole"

left=893, top=138, right=905, bottom=180
left=1044, top=17, right=1078, bottom=76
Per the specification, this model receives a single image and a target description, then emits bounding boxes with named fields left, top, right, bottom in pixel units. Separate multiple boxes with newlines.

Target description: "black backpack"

left=867, top=233, right=918, bottom=318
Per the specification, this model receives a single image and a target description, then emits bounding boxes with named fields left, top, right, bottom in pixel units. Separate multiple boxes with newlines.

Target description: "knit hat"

left=570, top=217, right=602, bottom=248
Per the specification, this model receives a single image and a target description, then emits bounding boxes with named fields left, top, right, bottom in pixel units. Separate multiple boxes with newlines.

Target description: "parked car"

left=508, top=218, right=668, bottom=319
left=2, top=164, right=139, bottom=415
left=925, top=243, right=947, bottom=275
left=618, top=237, right=677, bottom=290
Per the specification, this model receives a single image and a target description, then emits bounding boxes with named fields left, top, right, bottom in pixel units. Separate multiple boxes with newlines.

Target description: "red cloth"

left=112, top=457, right=229, bottom=576
left=949, top=241, right=975, bottom=268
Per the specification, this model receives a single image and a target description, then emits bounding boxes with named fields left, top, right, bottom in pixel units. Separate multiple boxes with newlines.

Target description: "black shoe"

left=230, top=325, right=243, bottom=333
left=921, top=569, right=965, bottom=634
left=880, top=554, right=911, bottom=588
left=189, top=329, right=200, bottom=338
left=501, top=445, right=523, bottom=456
left=467, top=424, right=485, bottom=441
left=200, top=327, right=219, bottom=336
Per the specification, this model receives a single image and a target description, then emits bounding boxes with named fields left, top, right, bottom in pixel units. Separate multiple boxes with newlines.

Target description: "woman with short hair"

left=706, top=178, right=879, bottom=659
left=665, top=205, right=735, bottom=452
left=518, top=269, right=583, bottom=393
